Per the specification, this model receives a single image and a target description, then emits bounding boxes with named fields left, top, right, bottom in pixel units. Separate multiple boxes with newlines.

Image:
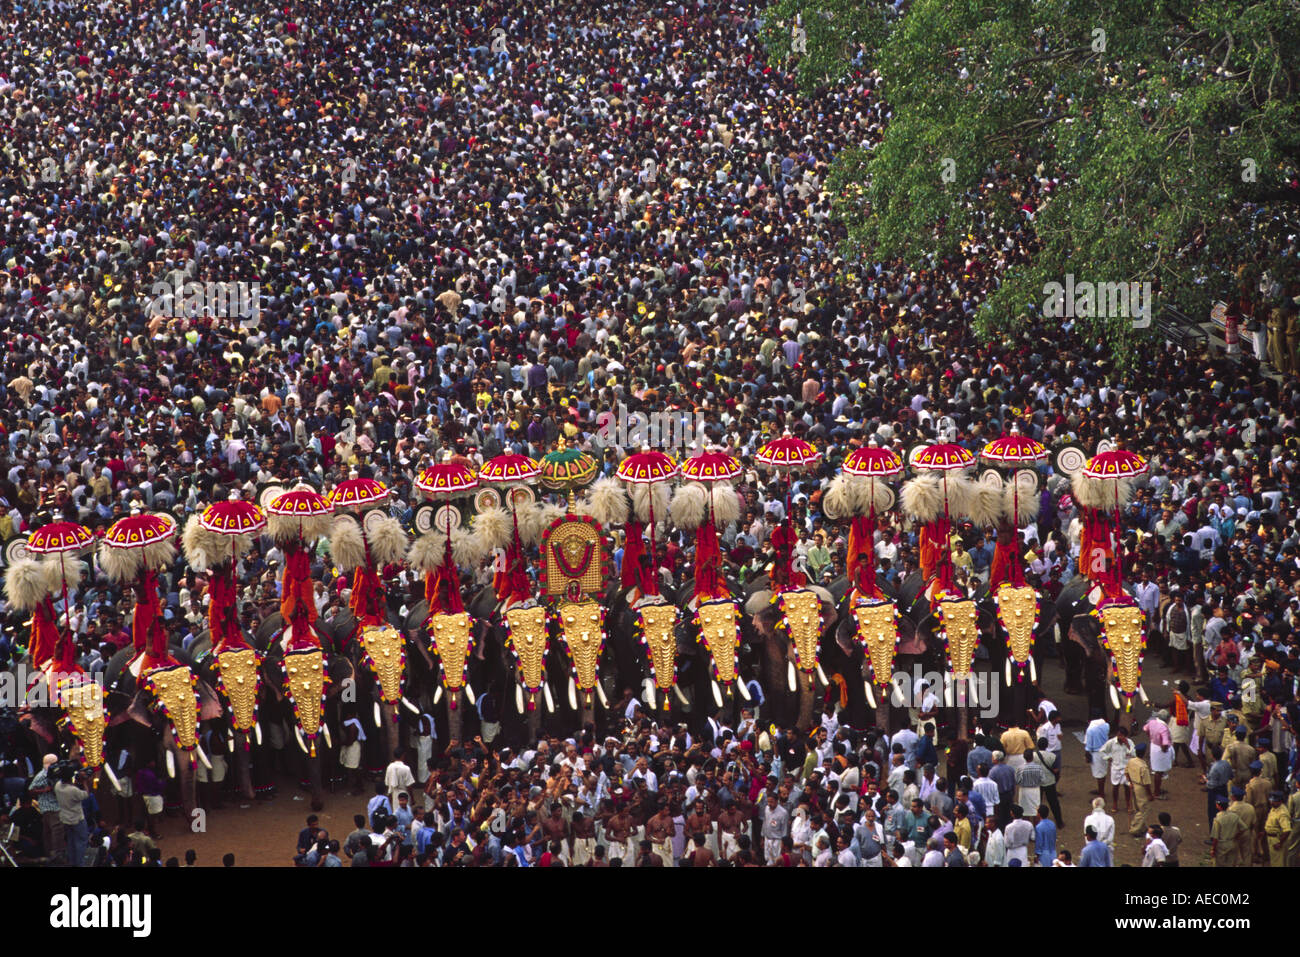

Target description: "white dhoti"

left=571, top=837, right=595, bottom=866
left=719, top=831, right=740, bottom=861
left=606, top=839, right=632, bottom=862
left=764, top=837, right=783, bottom=865
left=1090, top=751, right=1107, bottom=779
left=1170, top=722, right=1191, bottom=745
left=1150, top=744, right=1173, bottom=774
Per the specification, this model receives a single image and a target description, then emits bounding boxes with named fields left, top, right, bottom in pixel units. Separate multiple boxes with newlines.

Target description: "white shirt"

left=1141, top=838, right=1168, bottom=867
left=1084, top=809, right=1116, bottom=848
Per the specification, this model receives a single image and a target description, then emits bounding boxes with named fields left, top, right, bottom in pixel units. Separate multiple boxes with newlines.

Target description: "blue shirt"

left=1084, top=721, right=1110, bottom=753
left=1079, top=840, right=1112, bottom=867
left=967, top=746, right=993, bottom=779
left=989, top=763, right=1016, bottom=797
left=1034, top=819, right=1057, bottom=862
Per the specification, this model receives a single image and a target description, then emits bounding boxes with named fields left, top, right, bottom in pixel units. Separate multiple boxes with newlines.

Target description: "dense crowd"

left=1, top=0, right=1299, bottom=866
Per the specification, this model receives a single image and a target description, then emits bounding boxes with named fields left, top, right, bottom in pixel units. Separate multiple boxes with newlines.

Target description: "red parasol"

left=913, top=443, right=976, bottom=471
left=980, top=435, right=1048, bottom=467
left=477, top=454, right=541, bottom=485
left=680, top=449, right=741, bottom=484
left=755, top=434, right=820, bottom=471
left=840, top=447, right=903, bottom=598
left=200, top=494, right=268, bottom=653
left=27, top=522, right=94, bottom=555
left=104, top=513, right=175, bottom=549
left=266, top=487, right=332, bottom=520
left=330, top=477, right=390, bottom=511
left=1081, top=450, right=1149, bottom=481
left=268, top=487, right=333, bottom=649
left=616, top=450, right=680, bottom=485
left=415, top=463, right=479, bottom=497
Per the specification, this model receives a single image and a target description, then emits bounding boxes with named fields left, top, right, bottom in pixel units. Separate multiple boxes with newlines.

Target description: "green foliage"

left=763, top=0, right=1300, bottom=364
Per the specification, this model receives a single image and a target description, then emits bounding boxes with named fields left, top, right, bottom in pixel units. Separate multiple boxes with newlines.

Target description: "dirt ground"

left=133, top=641, right=1228, bottom=868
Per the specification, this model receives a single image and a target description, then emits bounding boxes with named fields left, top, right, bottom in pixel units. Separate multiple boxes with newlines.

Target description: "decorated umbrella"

left=980, top=434, right=1048, bottom=588
left=101, top=513, right=177, bottom=672
left=414, top=462, right=478, bottom=614
left=677, top=449, right=742, bottom=603
left=616, top=450, right=678, bottom=597
left=267, top=487, right=333, bottom=649
left=539, top=441, right=599, bottom=498
left=477, top=454, right=541, bottom=606
left=907, top=443, right=975, bottom=596
left=25, top=521, right=92, bottom=662
left=755, top=434, right=821, bottom=590
left=671, top=448, right=748, bottom=709
left=1080, top=448, right=1151, bottom=710
left=100, top=512, right=207, bottom=775
left=1080, top=449, right=1149, bottom=594
left=840, top=445, right=903, bottom=598
left=329, top=476, right=391, bottom=512
left=199, top=494, right=267, bottom=641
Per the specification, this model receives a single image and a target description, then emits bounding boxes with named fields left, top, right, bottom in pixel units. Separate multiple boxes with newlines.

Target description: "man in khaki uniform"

left=1264, top=791, right=1290, bottom=868
left=1196, top=702, right=1228, bottom=768
left=1126, top=744, right=1155, bottom=838
left=1285, top=785, right=1300, bottom=868
left=1226, top=786, right=1256, bottom=865
left=1244, top=763, right=1271, bottom=864
left=1224, top=726, right=1256, bottom=788
left=1210, top=797, right=1242, bottom=867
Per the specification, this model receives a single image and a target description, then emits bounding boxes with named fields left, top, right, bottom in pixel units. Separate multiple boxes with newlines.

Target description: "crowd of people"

left=1, top=0, right=1299, bottom=867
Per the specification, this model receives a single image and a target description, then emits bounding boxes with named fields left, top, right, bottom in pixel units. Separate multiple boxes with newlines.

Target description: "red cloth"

left=769, top=521, right=806, bottom=591
left=692, top=519, right=729, bottom=602
left=280, top=547, right=318, bottom=649
left=349, top=564, right=385, bottom=628
left=134, top=570, right=175, bottom=670
left=208, top=570, right=245, bottom=653
left=621, top=519, right=649, bottom=593
left=989, top=519, right=1018, bottom=589
left=27, top=599, right=62, bottom=668
left=847, top=514, right=880, bottom=598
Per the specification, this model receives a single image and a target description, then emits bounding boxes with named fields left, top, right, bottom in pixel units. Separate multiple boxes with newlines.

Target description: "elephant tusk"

left=1138, top=685, right=1149, bottom=704
left=1005, top=658, right=1012, bottom=688
left=864, top=681, right=876, bottom=710
left=567, top=676, right=577, bottom=712
left=1029, top=657, right=1037, bottom=683
left=643, top=678, right=656, bottom=707
left=737, top=680, right=751, bottom=702
left=465, top=681, right=475, bottom=705
left=596, top=683, right=609, bottom=709
left=543, top=682, right=555, bottom=713
left=227, top=730, right=236, bottom=753
left=516, top=684, right=525, bottom=715
left=711, top=680, right=723, bottom=710
left=401, top=696, right=420, bottom=715
left=295, top=725, right=310, bottom=755
left=166, top=749, right=176, bottom=779
left=322, top=723, right=333, bottom=749
left=1109, top=683, right=1121, bottom=712
left=195, top=743, right=213, bottom=771
left=943, top=673, right=954, bottom=709
left=254, top=723, right=263, bottom=747
left=672, top=683, right=688, bottom=706
left=434, top=685, right=443, bottom=706
left=815, top=663, right=828, bottom=686
left=969, top=674, right=981, bottom=708
left=102, top=763, right=122, bottom=794
left=373, top=701, right=383, bottom=728
left=787, top=661, right=796, bottom=693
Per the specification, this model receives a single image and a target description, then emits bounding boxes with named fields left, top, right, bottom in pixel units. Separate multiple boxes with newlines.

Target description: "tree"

left=762, top=0, right=1300, bottom=362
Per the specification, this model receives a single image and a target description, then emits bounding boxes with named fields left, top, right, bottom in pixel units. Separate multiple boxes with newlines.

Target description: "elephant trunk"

left=164, top=726, right=197, bottom=820
left=233, top=731, right=254, bottom=801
